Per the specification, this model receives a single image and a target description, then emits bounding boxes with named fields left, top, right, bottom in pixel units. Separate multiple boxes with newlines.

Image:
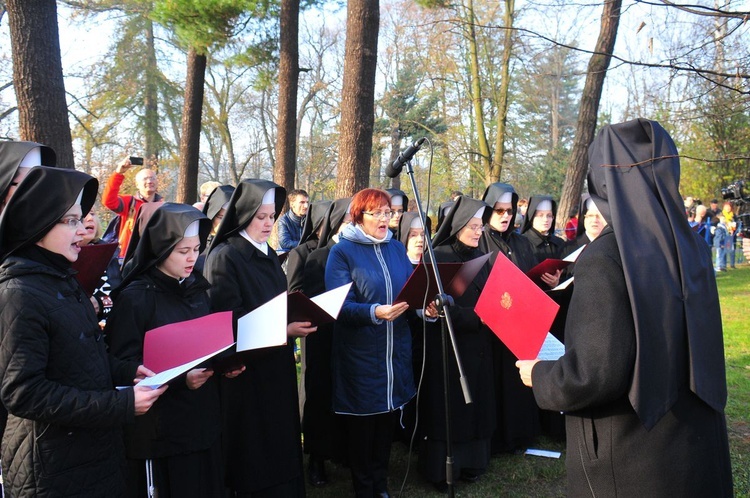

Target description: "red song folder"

left=72, top=242, right=118, bottom=295
left=475, top=252, right=560, bottom=360
left=143, top=311, right=235, bottom=373
left=395, top=252, right=491, bottom=308
left=525, top=259, right=572, bottom=286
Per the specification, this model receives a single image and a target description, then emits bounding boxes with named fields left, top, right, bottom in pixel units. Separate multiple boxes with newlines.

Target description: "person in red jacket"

left=102, top=157, right=163, bottom=258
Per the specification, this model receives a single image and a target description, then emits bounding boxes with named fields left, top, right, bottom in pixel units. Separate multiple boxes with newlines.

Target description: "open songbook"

left=525, top=244, right=585, bottom=286
left=134, top=284, right=352, bottom=386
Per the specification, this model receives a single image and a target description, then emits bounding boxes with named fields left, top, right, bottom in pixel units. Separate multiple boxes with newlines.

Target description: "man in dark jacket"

left=277, top=188, right=309, bottom=254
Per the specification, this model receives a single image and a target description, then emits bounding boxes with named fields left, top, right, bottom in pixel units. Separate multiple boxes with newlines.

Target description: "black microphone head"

left=385, top=160, right=402, bottom=178
left=386, top=138, right=426, bottom=178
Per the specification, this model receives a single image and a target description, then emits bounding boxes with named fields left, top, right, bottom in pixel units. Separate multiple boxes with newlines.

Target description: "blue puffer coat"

left=325, top=224, right=416, bottom=415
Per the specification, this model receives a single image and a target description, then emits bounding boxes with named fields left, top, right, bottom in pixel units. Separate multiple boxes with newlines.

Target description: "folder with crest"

left=475, top=252, right=560, bottom=360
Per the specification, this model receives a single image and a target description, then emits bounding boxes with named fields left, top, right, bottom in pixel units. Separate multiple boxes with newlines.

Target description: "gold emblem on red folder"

left=500, top=292, right=512, bottom=309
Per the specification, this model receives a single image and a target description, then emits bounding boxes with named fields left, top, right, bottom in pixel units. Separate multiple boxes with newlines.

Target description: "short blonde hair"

left=200, top=181, right=221, bottom=198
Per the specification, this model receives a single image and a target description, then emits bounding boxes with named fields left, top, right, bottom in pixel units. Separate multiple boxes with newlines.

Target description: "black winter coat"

left=532, top=228, right=733, bottom=496
left=421, top=241, right=496, bottom=442
left=286, top=238, right=319, bottom=293
left=0, top=255, right=134, bottom=497
left=300, top=242, right=345, bottom=459
left=522, top=228, right=566, bottom=262
left=204, top=235, right=303, bottom=493
left=480, top=228, right=537, bottom=273
left=105, top=268, right=221, bottom=459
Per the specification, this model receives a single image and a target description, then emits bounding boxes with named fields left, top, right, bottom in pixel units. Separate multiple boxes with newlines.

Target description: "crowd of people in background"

left=0, top=119, right=738, bottom=498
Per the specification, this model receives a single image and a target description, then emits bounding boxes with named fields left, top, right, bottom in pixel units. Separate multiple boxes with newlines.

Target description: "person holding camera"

left=102, top=156, right=163, bottom=259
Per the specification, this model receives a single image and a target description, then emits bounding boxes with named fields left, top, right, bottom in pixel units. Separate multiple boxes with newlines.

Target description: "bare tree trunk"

left=558, top=0, right=622, bottom=229
left=336, top=0, right=380, bottom=198
left=144, top=19, right=160, bottom=163
left=176, top=48, right=206, bottom=204
left=274, top=0, right=299, bottom=196
left=7, top=0, right=74, bottom=169
left=465, top=0, right=492, bottom=179
left=260, top=88, right=276, bottom=171
left=490, top=0, right=515, bottom=183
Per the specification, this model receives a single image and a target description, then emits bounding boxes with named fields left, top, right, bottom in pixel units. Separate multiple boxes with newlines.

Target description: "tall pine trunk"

left=336, top=0, right=380, bottom=197
left=176, top=48, right=206, bottom=204
left=144, top=19, right=160, bottom=163
left=275, top=0, right=300, bottom=196
left=7, top=0, right=74, bottom=168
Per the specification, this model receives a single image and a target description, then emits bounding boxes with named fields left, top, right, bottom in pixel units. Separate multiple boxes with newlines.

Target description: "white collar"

left=240, top=229, right=268, bottom=255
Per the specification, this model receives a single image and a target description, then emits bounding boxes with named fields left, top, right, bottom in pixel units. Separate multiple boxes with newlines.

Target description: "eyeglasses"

left=363, top=210, right=394, bottom=220
left=465, top=224, right=485, bottom=233
left=58, top=217, right=85, bottom=229
left=493, top=207, right=512, bottom=215
left=584, top=213, right=604, bottom=220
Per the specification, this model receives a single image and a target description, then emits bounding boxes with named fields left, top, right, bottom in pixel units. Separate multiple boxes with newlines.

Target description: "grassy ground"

left=307, top=264, right=750, bottom=497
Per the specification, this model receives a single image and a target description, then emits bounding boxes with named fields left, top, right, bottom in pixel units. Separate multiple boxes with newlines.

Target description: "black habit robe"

left=418, top=196, right=496, bottom=482
left=479, top=183, right=543, bottom=451
left=106, top=203, right=222, bottom=498
left=204, top=179, right=304, bottom=495
left=521, top=195, right=566, bottom=262
left=299, top=198, right=350, bottom=461
left=531, top=119, right=732, bottom=496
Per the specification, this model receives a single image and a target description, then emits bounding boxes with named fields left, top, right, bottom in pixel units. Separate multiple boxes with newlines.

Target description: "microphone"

left=386, top=138, right=426, bottom=178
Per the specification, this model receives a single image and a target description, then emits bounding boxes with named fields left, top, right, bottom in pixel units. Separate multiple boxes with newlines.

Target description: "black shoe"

left=307, top=456, right=328, bottom=487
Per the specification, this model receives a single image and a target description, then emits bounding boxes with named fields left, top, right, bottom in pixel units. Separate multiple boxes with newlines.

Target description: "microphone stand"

left=401, top=156, right=471, bottom=498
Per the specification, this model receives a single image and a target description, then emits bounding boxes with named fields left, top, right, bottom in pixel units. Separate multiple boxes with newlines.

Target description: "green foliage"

left=678, top=85, right=750, bottom=201
left=150, top=0, right=276, bottom=54
left=414, top=0, right=451, bottom=8
left=68, top=9, right=180, bottom=159
left=376, top=57, right=448, bottom=141
left=506, top=44, right=582, bottom=197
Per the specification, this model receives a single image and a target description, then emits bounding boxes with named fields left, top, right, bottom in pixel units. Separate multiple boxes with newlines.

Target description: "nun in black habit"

left=476, top=184, right=543, bottom=452
left=204, top=179, right=312, bottom=497
left=203, top=185, right=235, bottom=244
left=0, top=141, right=57, bottom=447
left=393, top=211, right=432, bottom=448
left=286, top=199, right=332, bottom=293
left=385, top=188, right=408, bottom=234
left=517, top=118, right=733, bottom=496
left=479, top=182, right=537, bottom=272
left=105, top=203, right=225, bottom=498
left=0, top=141, right=56, bottom=211
left=300, top=198, right=350, bottom=486
left=521, top=195, right=566, bottom=263
left=195, top=184, right=234, bottom=274
left=418, top=196, right=496, bottom=488
left=395, top=210, right=431, bottom=264
left=0, top=167, right=166, bottom=497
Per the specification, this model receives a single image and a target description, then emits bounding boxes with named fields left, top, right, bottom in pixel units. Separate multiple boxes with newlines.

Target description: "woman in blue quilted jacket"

left=325, top=188, right=435, bottom=498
